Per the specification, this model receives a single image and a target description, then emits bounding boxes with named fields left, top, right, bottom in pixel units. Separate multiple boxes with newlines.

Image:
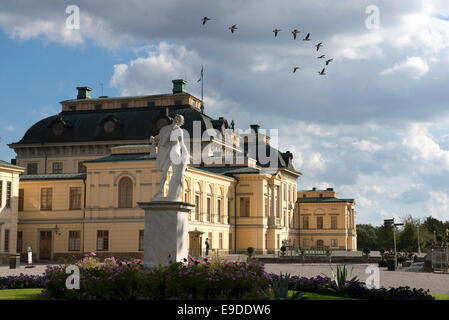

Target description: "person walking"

left=205, top=238, right=210, bottom=256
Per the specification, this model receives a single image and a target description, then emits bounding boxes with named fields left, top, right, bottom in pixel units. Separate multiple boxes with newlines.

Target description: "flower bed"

left=269, top=274, right=434, bottom=300
left=42, top=253, right=271, bottom=300
left=0, top=274, right=44, bottom=289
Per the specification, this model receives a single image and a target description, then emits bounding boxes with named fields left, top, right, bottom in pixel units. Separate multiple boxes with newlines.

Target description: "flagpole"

left=201, top=66, right=204, bottom=113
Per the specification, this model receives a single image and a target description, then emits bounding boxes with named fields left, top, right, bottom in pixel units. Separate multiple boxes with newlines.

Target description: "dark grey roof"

left=11, top=105, right=216, bottom=145
left=20, top=173, right=86, bottom=181
left=193, top=166, right=260, bottom=177
left=0, top=160, right=24, bottom=171
left=296, top=197, right=355, bottom=204
left=85, top=153, right=155, bottom=163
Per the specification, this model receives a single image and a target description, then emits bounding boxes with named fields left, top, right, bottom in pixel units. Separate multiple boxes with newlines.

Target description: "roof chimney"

left=172, top=79, right=186, bottom=94
left=76, top=86, right=92, bottom=100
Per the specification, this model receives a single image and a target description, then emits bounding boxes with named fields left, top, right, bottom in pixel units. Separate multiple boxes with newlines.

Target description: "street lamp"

left=417, top=219, right=421, bottom=256
left=384, top=218, right=404, bottom=271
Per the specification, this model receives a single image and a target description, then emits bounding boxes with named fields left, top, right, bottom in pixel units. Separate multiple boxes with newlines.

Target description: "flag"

left=197, top=66, right=203, bottom=82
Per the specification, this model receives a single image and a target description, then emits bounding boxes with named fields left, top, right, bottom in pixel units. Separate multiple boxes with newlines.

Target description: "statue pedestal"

left=138, top=201, right=195, bottom=268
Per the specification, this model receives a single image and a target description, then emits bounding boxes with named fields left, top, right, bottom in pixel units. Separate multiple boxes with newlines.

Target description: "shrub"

left=247, top=247, right=255, bottom=259
left=280, top=246, right=287, bottom=256
left=362, top=248, right=371, bottom=256
left=42, top=254, right=270, bottom=300
left=0, top=274, right=44, bottom=289
left=275, top=274, right=434, bottom=300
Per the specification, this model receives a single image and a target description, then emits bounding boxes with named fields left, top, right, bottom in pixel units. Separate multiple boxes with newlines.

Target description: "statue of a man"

left=151, top=114, right=190, bottom=201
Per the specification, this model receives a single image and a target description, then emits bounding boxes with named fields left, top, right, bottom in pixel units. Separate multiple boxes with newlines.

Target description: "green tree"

left=375, top=224, right=395, bottom=251
left=357, top=225, right=376, bottom=250
left=397, top=222, right=417, bottom=252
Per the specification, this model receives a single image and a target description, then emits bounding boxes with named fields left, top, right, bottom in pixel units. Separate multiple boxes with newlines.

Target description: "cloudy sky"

left=1, top=0, right=449, bottom=225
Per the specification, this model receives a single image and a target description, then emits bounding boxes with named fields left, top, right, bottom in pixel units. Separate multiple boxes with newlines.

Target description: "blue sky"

left=1, top=0, right=449, bottom=225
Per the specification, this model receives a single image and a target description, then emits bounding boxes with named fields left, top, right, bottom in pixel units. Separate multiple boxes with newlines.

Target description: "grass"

left=431, top=294, right=449, bottom=300
left=0, top=288, right=44, bottom=300
left=0, top=288, right=446, bottom=300
left=302, top=292, right=358, bottom=300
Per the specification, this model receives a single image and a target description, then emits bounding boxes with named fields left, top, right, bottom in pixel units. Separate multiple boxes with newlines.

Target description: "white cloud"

left=380, top=57, right=429, bottom=79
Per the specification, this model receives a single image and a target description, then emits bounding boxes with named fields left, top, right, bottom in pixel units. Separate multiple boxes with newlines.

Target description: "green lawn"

left=302, top=292, right=358, bottom=300
left=0, top=288, right=447, bottom=300
left=431, top=294, right=449, bottom=300
left=0, top=288, right=44, bottom=300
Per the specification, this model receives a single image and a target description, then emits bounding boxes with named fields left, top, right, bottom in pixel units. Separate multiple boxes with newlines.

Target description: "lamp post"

left=417, top=219, right=421, bottom=256
left=384, top=218, right=404, bottom=271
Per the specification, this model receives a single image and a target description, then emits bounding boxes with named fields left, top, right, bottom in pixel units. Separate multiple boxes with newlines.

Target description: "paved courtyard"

left=1, top=262, right=448, bottom=295
left=264, top=263, right=449, bottom=295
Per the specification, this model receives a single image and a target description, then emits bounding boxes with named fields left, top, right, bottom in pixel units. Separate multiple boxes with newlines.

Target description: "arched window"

left=118, top=177, right=133, bottom=208
left=316, top=239, right=324, bottom=248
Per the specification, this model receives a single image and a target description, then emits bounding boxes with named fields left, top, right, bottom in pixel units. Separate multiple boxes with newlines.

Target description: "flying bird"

left=229, top=25, right=237, bottom=33
left=273, top=29, right=281, bottom=37
left=316, top=42, right=323, bottom=51
left=303, top=33, right=311, bottom=41
left=318, top=68, right=326, bottom=75
left=318, top=55, right=326, bottom=59
left=293, top=67, right=301, bottom=73
left=325, top=58, right=334, bottom=66
left=292, top=29, right=300, bottom=40
left=202, top=17, right=211, bottom=25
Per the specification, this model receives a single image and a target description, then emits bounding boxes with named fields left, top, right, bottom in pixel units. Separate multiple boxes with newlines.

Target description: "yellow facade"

left=4, top=80, right=357, bottom=261
left=296, top=188, right=357, bottom=251
left=0, top=161, right=24, bottom=263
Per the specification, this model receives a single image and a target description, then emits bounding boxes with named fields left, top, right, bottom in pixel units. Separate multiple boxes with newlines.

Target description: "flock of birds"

left=201, top=16, right=333, bottom=76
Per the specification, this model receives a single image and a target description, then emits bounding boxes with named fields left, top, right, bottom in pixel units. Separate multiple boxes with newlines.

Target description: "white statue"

left=150, top=114, right=190, bottom=201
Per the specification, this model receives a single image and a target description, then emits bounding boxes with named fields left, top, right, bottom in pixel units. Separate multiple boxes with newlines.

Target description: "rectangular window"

left=303, top=216, right=309, bottom=229
left=139, top=230, right=144, bottom=251
left=52, top=162, right=63, bottom=174
left=331, top=216, right=338, bottom=229
left=17, top=231, right=23, bottom=253
left=331, top=239, right=338, bottom=247
left=27, top=163, right=37, bottom=175
left=70, top=187, right=82, bottom=210
left=6, top=182, right=11, bottom=208
left=219, top=232, right=223, bottom=250
left=240, top=197, right=250, bottom=217
left=217, top=199, right=222, bottom=223
left=69, top=105, right=76, bottom=111
left=229, top=233, right=233, bottom=250
left=4, top=229, right=9, bottom=252
left=18, top=189, right=24, bottom=212
left=195, top=195, right=200, bottom=220
left=68, top=231, right=81, bottom=251
left=41, top=188, right=52, bottom=210
left=207, top=197, right=211, bottom=222
left=97, top=230, right=109, bottom=251
left=147, top=101, right=155, bottom=107
left=264, top=196, right=269, bottom=217
left=317, top=216, right=324, bottom=229
left=208, top=232, right=213, bottom=249
left=78, top=161, right=86, bottom=173
left=174, top=99, right=183, bottom=105
left=94, top=104, right=102, bottom=110
left=227, top=200, right=231, bottom=224
left=120, top=102, right=128, bottom=109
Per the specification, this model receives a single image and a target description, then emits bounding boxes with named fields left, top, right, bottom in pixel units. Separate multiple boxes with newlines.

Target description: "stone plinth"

left=138, top=201, right=195, bottom=268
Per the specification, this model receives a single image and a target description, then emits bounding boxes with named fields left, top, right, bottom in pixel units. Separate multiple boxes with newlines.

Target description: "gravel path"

left=2, top=262, right=448, bottom=295
left=264, top=263, right=449, bottom=295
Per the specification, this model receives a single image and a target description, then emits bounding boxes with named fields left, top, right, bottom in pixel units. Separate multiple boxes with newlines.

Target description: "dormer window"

left=52, top=122, right=65, bottom=136
left=103, top=120, right=116, bottom=134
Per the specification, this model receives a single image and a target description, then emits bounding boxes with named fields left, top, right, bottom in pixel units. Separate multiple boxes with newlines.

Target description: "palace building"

left=0, top=79, right=356, bottom=262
